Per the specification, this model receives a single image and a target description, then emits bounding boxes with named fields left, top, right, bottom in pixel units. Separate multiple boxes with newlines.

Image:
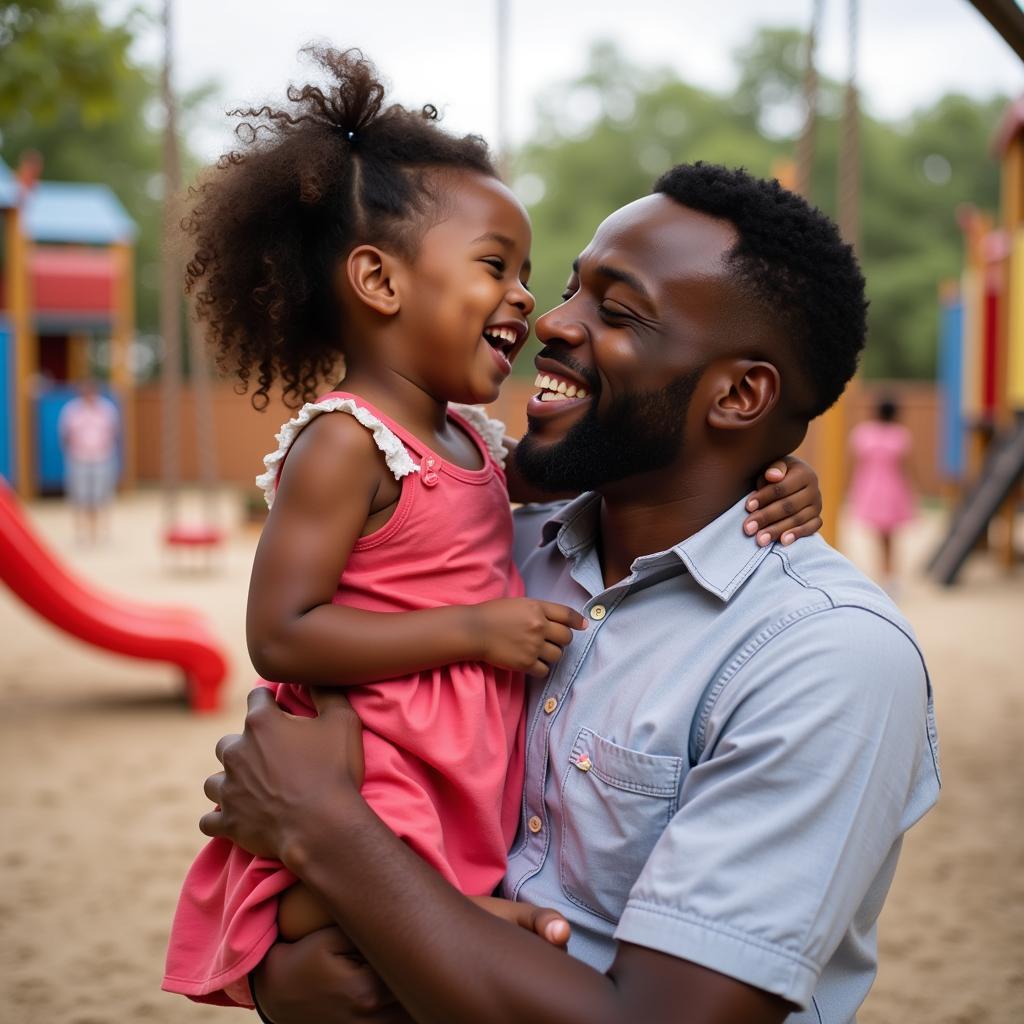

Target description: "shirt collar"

left=539, top=492, right=773, bottom=603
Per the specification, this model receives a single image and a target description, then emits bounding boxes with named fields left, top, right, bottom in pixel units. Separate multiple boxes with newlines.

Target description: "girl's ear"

left=342, top=245, right=402, bottom=316
left=706, top=360, right=781, bottom=431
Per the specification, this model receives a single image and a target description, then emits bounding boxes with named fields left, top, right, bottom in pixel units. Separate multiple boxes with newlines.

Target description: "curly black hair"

left=653, top=162, right=867, bottom=418
left=182, top=47, right=496, bottom=408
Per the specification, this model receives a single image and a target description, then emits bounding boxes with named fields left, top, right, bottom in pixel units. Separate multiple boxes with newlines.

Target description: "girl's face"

left=398, top=171, right=535, bottom=405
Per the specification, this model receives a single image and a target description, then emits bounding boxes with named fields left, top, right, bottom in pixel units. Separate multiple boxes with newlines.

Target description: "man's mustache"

left=535, top=346, right=599, bottom=395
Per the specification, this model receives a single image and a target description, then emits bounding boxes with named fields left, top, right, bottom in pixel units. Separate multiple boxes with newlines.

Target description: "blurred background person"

left=58, top=379, right=120, bottom=543
left=848, top=397, right=915, bottom=593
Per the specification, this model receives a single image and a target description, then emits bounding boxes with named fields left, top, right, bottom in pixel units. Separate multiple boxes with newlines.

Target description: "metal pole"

left=495, top=0, right=510, bottom=180
left=795, top=0, right=825, bottom=201
left=159, top=0, right=182, bottom=527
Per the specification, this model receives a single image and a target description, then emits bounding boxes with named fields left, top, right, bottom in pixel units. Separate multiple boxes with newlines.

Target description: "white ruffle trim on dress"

left=450, top=404, right=508, bottom=468
left=255, top=397, right=420, bottom=509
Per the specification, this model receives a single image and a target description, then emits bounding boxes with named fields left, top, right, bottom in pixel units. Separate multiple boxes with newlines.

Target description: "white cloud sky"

left=112, top=0, right=1023, bottom=160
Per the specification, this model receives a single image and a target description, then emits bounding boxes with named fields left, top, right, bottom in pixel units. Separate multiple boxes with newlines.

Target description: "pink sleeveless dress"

left=163, top=393, right=526, bottom=1007
left=848, top=420, right=915, bottom=532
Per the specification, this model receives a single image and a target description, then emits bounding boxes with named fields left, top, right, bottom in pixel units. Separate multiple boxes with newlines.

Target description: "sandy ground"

left=0, top=489, right=1020, bottom=1023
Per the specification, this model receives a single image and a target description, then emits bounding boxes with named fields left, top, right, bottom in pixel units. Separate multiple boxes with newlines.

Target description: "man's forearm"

left=285, top=795, right=626, bottom=1024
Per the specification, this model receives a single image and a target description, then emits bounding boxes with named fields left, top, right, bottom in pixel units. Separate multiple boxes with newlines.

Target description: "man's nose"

left=535, top=307, right=586, bottom=347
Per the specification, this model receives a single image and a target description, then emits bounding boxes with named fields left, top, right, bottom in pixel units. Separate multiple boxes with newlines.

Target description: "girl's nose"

left=509, top=281, right=535, bottom=317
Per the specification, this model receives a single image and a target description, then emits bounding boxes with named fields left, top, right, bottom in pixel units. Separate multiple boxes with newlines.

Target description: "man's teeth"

left=533, top=373, right=588, bottom=401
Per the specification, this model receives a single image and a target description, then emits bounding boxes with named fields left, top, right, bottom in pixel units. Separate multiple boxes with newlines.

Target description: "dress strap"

left=449, top=404, right=508, bottom=468
left=255, top=395, right=420, bottom=509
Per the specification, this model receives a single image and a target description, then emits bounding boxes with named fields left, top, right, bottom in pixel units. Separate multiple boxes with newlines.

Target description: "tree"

left=0, top=0, right=214, bottom=339
left=515, top=32, right=1006, bottom=380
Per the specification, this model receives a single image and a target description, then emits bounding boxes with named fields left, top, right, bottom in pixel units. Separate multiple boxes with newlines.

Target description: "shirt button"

left=589, top=604, right=606, bottom=621
left=543, top=697, right=558, bottom=714
left=527, top=815, right=543, bottom=834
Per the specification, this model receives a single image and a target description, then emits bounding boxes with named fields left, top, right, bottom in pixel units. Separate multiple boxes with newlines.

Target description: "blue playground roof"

left=0, top=160, right=136, bottom=242
left=24, top=181, right=137, bottom=244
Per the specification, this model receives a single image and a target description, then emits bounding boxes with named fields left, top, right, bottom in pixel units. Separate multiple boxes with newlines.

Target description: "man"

left=202, top=163, right=939, bottom=1023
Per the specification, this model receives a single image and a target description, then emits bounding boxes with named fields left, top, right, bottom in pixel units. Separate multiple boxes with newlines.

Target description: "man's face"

left=515, top=195, right=740, bottom=493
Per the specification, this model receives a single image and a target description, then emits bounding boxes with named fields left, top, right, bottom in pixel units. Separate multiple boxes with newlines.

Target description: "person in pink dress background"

left=58, top=378, right=120, bottom=543
left=848, top=398, right=915, bottom=590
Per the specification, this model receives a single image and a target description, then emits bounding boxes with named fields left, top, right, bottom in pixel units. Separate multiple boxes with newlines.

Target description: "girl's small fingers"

left=754, top=506, right=821, bottom=545
left=782, top=515, right=823, bottom=545
left=540, top=641, right=564, bottom=665
left=545, top=624, right=574, bottom=648
left=761, top=460, right=788, bottom=483
left=529, top=660, right=549, bottom=678
left=744, top=486, right=814, bottom=535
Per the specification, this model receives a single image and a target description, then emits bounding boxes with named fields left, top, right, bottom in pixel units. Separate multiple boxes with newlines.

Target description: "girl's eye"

left=483, top=257, right=506, bottom=275
left=599, top=303, right=629, bottom=320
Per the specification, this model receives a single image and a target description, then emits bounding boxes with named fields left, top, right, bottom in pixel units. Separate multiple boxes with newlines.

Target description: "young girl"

left=163, top=47, right=823, bottom=1008
left=849, top=397, right=915, bottom=590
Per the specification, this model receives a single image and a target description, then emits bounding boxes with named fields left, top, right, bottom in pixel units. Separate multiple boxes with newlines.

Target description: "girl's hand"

left=744, top=456, right=823, bottom=547
left=470, top=895, right=571, bottom=950
left=470, top=599, right=587, bottom=677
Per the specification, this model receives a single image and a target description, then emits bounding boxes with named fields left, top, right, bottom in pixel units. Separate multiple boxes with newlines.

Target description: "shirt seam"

left=691, top=597, right=834, bottom=759
left=621, top=899, right=820, bottom=973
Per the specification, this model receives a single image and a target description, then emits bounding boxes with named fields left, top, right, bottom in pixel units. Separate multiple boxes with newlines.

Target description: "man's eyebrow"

left=571, top=257, right=650, bottom=299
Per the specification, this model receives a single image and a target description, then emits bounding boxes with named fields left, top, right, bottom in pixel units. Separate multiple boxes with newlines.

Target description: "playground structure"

left=0, top=156, right=137, bottom=498
left=0, top=478, right=228, bottom=710
left=0, top=156, right=229, bottom=709
left=929, top=96, right=1024, bottom=584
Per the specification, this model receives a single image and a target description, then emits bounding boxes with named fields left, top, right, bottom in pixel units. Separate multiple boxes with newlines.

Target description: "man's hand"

left=199, top=687, right=364, bottom=863
left=253, top=928, right=410, bottom=1024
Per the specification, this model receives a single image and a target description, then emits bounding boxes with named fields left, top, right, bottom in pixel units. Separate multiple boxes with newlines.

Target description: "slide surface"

left=0, top=480, right=228, bottom=710
left=928, top=417, right=1024, bottom=585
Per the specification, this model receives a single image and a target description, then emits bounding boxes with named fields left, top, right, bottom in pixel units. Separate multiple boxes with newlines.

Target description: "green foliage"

left=515, top=32, right=1005, bottom=379
left=0, top=0, right=213, bottom=337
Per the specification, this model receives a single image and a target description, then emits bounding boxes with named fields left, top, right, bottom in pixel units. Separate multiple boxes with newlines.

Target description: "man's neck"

left=596, top=464, right=750, bottom=588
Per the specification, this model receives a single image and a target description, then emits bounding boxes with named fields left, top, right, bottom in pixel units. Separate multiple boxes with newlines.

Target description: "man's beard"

left=514, top=369, right=701, bottom=494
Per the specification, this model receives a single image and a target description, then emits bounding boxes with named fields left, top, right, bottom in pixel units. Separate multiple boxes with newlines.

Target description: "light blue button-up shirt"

left=503, top=492, right=940, bottom=1023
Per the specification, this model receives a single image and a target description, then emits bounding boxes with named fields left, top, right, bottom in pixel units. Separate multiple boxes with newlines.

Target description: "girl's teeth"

left=566, top=384, right=577, bottom=398
left=556, top=381, right=567, bottom=393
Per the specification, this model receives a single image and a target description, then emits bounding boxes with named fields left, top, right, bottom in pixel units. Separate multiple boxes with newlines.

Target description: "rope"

left=795, top=0, right=825, bottom=200
left=159, top=0, right=181, bottom=528
left=187, top=314, right=220, bottom=521
left=837, top=0, right=861, bottom=250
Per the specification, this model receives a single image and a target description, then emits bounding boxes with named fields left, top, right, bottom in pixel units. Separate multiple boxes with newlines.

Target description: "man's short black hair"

left=653, top=162, right=868, bottom=419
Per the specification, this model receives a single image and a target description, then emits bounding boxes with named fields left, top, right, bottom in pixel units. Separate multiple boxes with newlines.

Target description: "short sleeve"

left=449, top=404, right=507, bottom=467
left=614, top=607, right=938, bottom=1008
left=255, top=397, right=419, bottom=509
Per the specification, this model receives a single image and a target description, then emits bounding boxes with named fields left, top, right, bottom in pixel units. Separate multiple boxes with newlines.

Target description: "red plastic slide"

left=0, top=479, right=229, bottom=711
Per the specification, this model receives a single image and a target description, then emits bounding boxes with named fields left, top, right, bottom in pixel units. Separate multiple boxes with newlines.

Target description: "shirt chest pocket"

left=559, top=727, right=683, bottom=923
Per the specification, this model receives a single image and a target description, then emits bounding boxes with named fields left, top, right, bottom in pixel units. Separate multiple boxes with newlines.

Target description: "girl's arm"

left=504, top=436, right=824, bottom=546
left=247, top=414, right=583, bottom=687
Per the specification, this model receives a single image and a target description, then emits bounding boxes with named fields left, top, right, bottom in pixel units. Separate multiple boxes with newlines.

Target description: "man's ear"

left=706, top=360, right=781, bottom=431
left=341, top=244, right=403, bottom=316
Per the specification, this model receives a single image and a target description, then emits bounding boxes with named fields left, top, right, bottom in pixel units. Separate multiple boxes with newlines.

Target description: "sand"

left=0, top=489, right=1020, bottom=1023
